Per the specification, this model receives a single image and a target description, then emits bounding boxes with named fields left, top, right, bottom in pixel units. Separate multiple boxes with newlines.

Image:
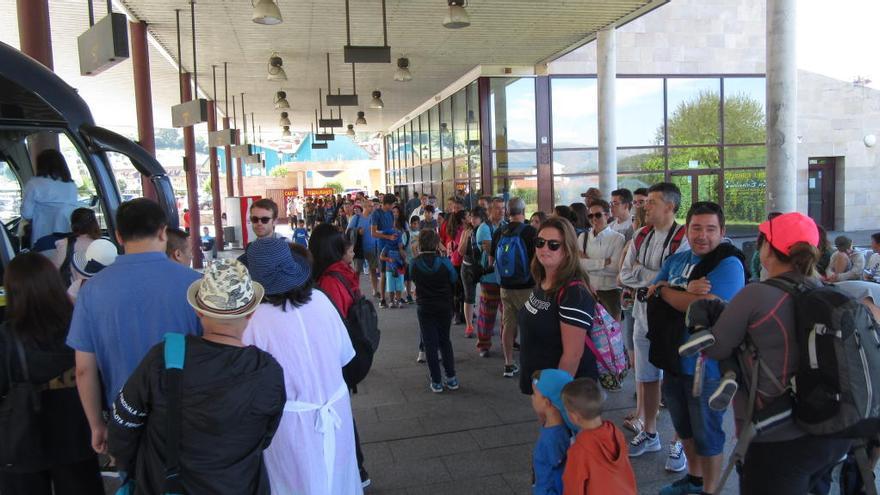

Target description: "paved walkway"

left=352, top=277, right=740, bottom=495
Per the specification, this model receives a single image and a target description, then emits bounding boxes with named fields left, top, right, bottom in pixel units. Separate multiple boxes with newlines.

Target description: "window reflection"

left=552, top=150, right=598, bottom=175
left=616, top=78, right=664, bottom=146
left=440, top=98, right=454, bottom=158
left=617, top=148, right=665, bottom=173
left=669, top=146, right=719, bottom=170
left=493, top=151, right=537, bottom=176
left=494, top=175, right=538, bottom=216
left=723, top=78, right=766, bottom=144
left=553, top=175, right=598, bottom=208
left=490, top=78, right=536, bottom=150
left=551, top=78, right=597, bottom=148
left=667, top=78, right=720, bottom=145
left=467, top=82, right=480, bottom=155
left=453, top=89, right=467, bottom=157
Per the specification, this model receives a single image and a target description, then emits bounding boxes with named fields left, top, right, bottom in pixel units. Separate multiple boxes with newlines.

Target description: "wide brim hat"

left=187, top=259, right=265, bottom=319
left=246, top=237, right=311, bottom=295
left=73, top=238, right=118, bottom=278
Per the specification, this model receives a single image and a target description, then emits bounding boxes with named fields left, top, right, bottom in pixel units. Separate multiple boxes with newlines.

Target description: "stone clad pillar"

left=597, top=26, right=617, bottom=199
left=765, top=0, right=797, bottom=213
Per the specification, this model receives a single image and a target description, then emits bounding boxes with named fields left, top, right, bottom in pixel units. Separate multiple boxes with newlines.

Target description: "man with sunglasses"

left=609, top=188, right=635, bottom=242
left=237, top=199, right=287, bottom=268
left=578, top=200, right=626, bottom=321
left=646, top=201, right=747, bottom=495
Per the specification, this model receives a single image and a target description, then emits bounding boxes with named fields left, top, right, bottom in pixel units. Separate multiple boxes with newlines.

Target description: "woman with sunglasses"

left=577, top=200, right=626, bottom=321
left=517, top=216, right=599, bottom=395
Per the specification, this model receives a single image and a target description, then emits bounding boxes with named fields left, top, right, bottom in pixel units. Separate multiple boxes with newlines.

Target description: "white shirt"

left=21, top=176, right=79, bottom=244
left=619, top=224, right=690, bottom=289
left=609, top=216, right=634, bottom=242
left=866, top=252, right=880, bottom=274
left=577, top=227, right=626, bottom=291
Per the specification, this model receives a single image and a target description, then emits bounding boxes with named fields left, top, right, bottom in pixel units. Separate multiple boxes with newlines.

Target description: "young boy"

left=561, top=378, right=637, bottom=495
left=407, top=215, right=421, bottom=303
left=531, top=369, right=576, bottom=495
left=419, top=205, right=439, bottom=232
left=293, top=219, right=309, bottom=247
left=108, top=259, right=286, bottom=494
left=379, top=227, right=407, bottom=308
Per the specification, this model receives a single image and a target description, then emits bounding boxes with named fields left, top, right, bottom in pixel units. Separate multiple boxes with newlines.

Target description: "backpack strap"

left=632, top=226, right=651, bottom=255
left=59, top=234, right=77, bottom=284
left=328, top=271, right=360, bottom=302
left=555, top=281, right=615, bottom=374
left=162, top=333, right=186, bottom=495
left=718, top=351, right=762, bottom=491
left=667, top=224, right=686, bottom=257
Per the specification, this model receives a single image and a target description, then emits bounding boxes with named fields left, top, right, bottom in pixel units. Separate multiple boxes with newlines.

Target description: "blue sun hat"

left=534, top=369, right=578, bottom=432
left=246, top=237, right=311, bottom=295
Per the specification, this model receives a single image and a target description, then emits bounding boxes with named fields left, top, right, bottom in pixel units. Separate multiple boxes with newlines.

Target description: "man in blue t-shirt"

left=67, top=199, right=202, bottom=455
left=348, top=201, right=380, bottom=298
left=646, top=201, right=746, bottom=495
left=371, top=194, right=398, bottom=309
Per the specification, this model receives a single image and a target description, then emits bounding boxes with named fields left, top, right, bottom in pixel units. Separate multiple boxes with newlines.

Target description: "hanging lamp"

left=253, top=0, right=283, bottom=25
left=443, top=0, right=470, bottom=29
left=393, top=57, right=412, bottom=82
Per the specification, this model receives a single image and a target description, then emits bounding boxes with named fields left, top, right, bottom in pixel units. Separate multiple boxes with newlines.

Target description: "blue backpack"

left=495, top=223, right=530, bottom=286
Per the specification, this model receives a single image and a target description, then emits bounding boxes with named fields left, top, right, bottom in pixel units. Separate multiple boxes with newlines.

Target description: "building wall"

left=549, top=0, right=766, bottom=75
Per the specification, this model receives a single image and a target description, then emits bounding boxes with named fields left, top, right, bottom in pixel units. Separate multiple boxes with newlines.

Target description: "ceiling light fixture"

left=346, top=124, right=356, bottom=136
left=443, top=0, right=470, bottom=29
left=267, top=53, right=287, bottom=81
left=282, top=125, right=291, bottom=137
left=393, top=57, right=412, bottom=82
left=356, top=111, right=367, bottom=125
left=369, top=90, right=384, bottom=109
left=274, top=90, right=290, bottom=109
left=252, top=0, right=283, bottom=25
left=279, top=111, right=291, bottom=126
left=343, top=0, right=392, bottom=63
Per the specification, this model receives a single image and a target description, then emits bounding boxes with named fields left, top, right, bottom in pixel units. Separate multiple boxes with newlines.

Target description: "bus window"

left=0, top=159, right=22, bottom=225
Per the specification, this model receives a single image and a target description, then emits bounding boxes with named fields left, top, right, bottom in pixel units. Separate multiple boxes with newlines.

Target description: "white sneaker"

left=628, top=431, right=661, bottom=457
left=416, top=351, right=426, bottom=363
left=664, top=440, right=687, bottom=472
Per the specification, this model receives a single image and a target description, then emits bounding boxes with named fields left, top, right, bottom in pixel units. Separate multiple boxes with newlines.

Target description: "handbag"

left=0, top=329, right=44, bottom=471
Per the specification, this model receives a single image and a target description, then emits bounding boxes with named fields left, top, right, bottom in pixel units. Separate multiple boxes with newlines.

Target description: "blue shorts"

left=385, top=271, right=405, bottom=292
left=662, top=373, right=726, bottom=457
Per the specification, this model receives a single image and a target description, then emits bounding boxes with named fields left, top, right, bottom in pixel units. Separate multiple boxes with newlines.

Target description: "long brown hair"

left=5, top=252, right=73, bottom=342
left=531, top=216, right=591, bottom=296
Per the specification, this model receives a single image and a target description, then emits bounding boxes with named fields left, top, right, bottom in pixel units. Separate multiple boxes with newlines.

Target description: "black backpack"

left=325, top=273, right=380, bottom=389
left=58, top=234, right=77, bottom=288
left=0, top=329, right=44, bottom=471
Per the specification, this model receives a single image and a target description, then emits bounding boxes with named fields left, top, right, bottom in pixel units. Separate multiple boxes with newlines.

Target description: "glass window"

left=402, top=126, right=410, bottom=167
left=412, top=165, right=422, bottom=184
left=429, top=106, right=441, bottom=160
left=667, top=78, right=721, bottom=145
left=469, top=154, right=482, bottom=179
left=494, top=175, right=538, bottom=217
left=618, top=172, right=665, bottom=193
left=454, top=156, right=469, bottom=180
left=617, top=78, right=664, bottom=146
left=453, top=88, right=467, bottom=157
left=553, top=175, right=597, bottom=208
left=490, top=77, right=536, bottom=150
left=723, top=78, right=766, bottom=144
left=442, top=159, right=454, bottom=181
left=669, top=146, right=720, bottom=170
left=409, top=121, right=419, bottom=166
left=724, top=169, right=766, bottom=235
left=466, top=82, right=480, bottom=155
left=617, top=148, right=665, bottom=173
left=552, top=149, right=598, bottom=175
left=431, top=163, right=442, bottom=186
left=493, top=151, right=537, bottom=176
left=725, top=146, right=766, bottom=168
left=419, top=113, right=431, bottom=162
left=440, top=97, right=453, bottom=159
left=551, top=78, right=597, bottom=148
left=0, top=159, right=22, bottom=225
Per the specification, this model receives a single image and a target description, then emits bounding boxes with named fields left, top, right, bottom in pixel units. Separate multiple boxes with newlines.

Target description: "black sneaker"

left=479, top=349, right=490, bottom=358
left=379, top=300, right=388, bottom=309
left=360, top=468, right=371, bottom=489
left=503, top=363, right=520, bottom=377
left=708, top=373, right=738, bottom=411
left=513, top=341, right=520, bottom=351
left=678, top=329, right=716, bottom=357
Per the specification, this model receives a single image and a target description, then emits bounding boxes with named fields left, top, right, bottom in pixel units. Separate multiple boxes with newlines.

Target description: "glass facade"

left=386, top=75, right=766, bottom=232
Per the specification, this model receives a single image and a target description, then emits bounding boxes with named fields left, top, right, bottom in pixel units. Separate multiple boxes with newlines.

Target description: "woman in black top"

left=518, top=216, right=599, bottom=395
left=0, top=252, right=102, bottom=495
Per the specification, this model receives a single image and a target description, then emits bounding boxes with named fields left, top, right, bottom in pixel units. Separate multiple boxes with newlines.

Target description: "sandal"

left=622, top=414, right=644, bottom=434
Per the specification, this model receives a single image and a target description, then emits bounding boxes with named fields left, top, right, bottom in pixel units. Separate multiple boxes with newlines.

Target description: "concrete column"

left=765, top=0, right=797, bottom=213
left=223, top=117, right=234, bottom=197
left=130, top=21, right=157, bottom=201
left=207, top=101, right=224, bottom=250
left=180, top=72, right=202, bottom=269
left=597, top=26, right=617, bottom=199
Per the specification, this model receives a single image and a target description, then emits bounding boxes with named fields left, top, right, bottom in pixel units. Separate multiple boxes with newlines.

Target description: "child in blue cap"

left=531, top=369, right=575, bottom=495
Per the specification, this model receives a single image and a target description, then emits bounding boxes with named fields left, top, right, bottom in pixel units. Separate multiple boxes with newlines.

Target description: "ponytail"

left=786, top=242, right=820, bottom=277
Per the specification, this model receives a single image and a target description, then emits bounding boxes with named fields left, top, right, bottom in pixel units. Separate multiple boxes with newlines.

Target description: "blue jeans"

left=417, top=307, right=455, bottom=384
left=662, top=373, right=726, bottom=457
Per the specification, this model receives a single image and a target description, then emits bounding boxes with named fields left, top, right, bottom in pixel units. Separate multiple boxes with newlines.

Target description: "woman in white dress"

left=243, top=238, right=362, bottom=495
left=21, top=149, right=79, bottom=246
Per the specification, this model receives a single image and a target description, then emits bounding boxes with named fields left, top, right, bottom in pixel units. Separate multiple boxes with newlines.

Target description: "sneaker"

left=659, top=476, right=703, bottom=495
left=430, top=382, right=444, bottom=393
left=464, top=326, right=475, bottom=338
left=373, top=291, right=381, bottom=299
left=708, top=373, right=739, bottom=411
left=479, top=349, right=490, bottom=358
left=678, top=329, right=716, bottom=357
left=359, top=469, right=371, bottom=489
left=379, top=300, right=388, bottom=309
left=665, top=440, right=688, bottom=472
left=503, top=363, right=520, bottom=378
left=416, top=351, right=426, bottom=363
left=406, top=295, right=414, bottom=304
left=628, top=431, right=661, bottom=457
left=445, top=376, right=460, bottom=390
left=513, top=341, right=520, bottom=351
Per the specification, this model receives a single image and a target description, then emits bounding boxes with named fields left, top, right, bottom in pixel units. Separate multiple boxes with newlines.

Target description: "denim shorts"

left=662, top=373, right=726, bottom=457
left=633, top=330, right=662, bottom=382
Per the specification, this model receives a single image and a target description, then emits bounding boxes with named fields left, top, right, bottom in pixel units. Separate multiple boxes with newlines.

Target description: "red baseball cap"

left=758, top=212, right=819, bottom=255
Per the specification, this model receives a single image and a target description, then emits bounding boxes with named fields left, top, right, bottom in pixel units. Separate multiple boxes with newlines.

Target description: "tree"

left=325, top=181, right=343, bottom=193
left=202, top=177, right=212, bottom=196
left=155, top=128, right=182, bottom=149
left=271, top=166, right=289, bottom=178
left=195, top=136, right=208, bottom=155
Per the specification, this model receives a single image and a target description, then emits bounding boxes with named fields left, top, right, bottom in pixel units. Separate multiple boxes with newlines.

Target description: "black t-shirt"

left=490, top=221, right=538, bottom=290
left=517, top=282, right=598, bottom=394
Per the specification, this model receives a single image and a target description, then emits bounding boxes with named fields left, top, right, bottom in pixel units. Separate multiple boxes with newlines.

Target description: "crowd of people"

left=4, top=164, right=880, bottom=495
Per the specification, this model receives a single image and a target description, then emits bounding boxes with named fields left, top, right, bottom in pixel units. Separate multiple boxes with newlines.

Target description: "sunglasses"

left=250, top=216, right=273, bottom=224
left=535, top=237, right=562, bottom=251
left=587, top=212, right=606, bottom=219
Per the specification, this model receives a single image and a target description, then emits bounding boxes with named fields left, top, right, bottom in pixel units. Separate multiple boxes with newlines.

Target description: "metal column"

left=180, top=72, right=203, bottom=268
left=130, top=21, right=157, bottom=200
left=207, top=100, right=224, bottom=251
left=224, top=117, right=234, bottom=197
